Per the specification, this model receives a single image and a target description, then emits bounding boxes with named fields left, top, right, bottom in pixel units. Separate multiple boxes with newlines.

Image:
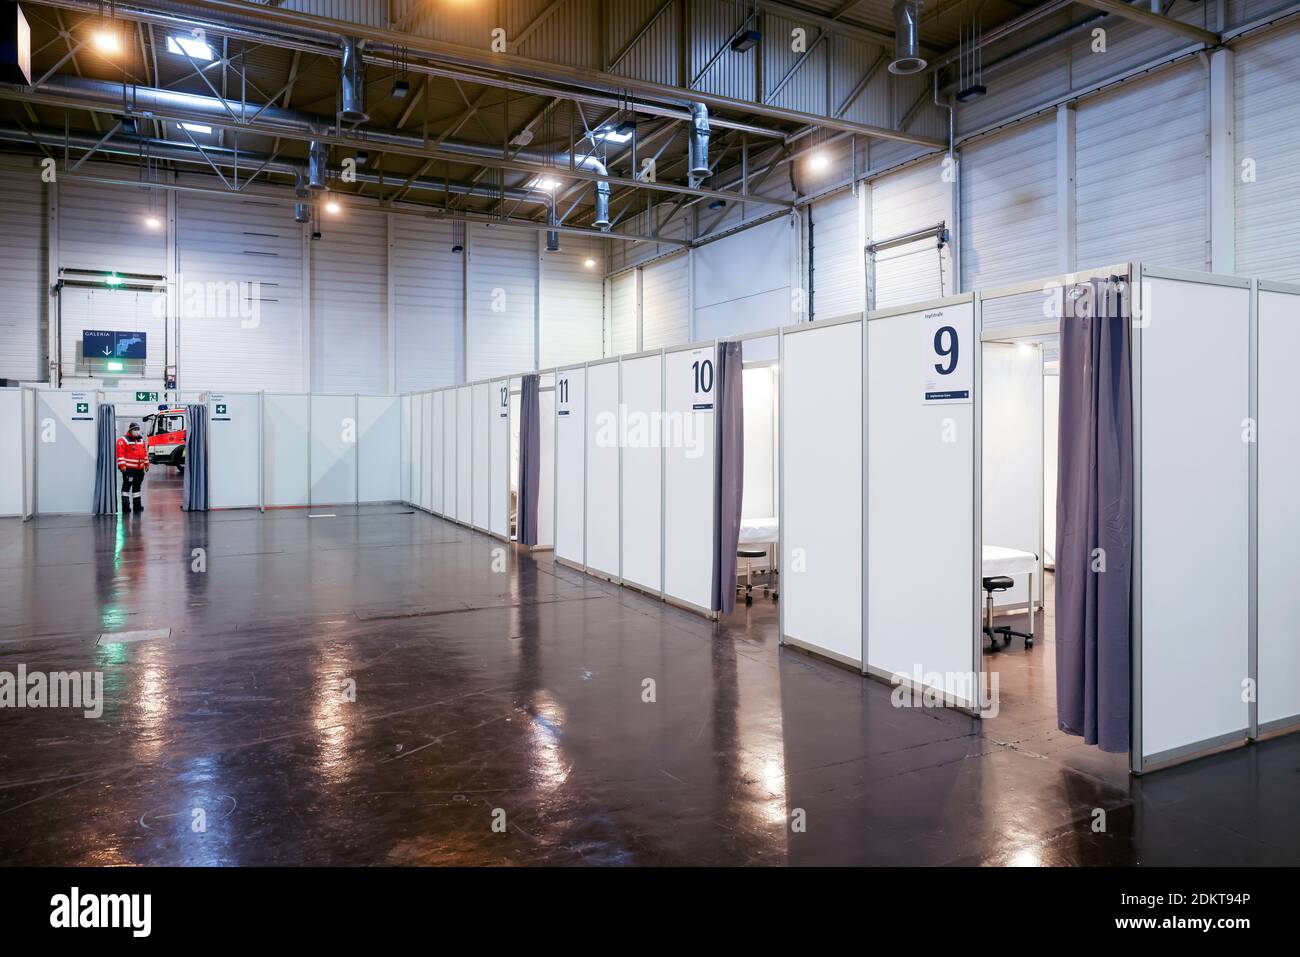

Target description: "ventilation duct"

left=19, top=76, right=618, bottom=226
left=546, top=202, right=560, bottom=251
left=888, top=0, right=927, bottom=75
left=307, top=140, right=327, bottom=189
left=294, top=201, right=311, bottom=224
left=340, top=37, right=367, bottom=123
left=688, top=102, right=711, bottom=178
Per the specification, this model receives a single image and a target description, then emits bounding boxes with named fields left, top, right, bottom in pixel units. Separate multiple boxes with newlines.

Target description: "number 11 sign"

left=920, top=304, right=973, bottom=404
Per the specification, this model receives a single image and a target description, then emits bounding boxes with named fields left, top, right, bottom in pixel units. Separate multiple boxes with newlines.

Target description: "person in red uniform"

left=116, top=423, right=149, bottom=513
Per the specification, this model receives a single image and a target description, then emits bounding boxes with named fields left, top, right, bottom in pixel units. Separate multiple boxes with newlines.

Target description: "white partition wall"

left=490, top=379, right=510, bottom=539
left=444, top=389, right=458, bottom=518
left=585, top=361, right=620, bottom=579
left=310, top=394, right=358, bottom=505
left=416, top=393, right=431, bottom=510
left=0, top=390, right=25, bottom=517
left=400, top=394, right=412, bottom=505
left=781, top=320, right=863, bottom=667
left=456, top=386, right=472, bottom=522
left=554, top=367, right=586, bottom=566
left=264, top=393, right=310, bottom=507
left=867, top=298, right=978, bottom=708
left=536, top=376, right=556, bottom=549
left=620, top=353, right=664, bottom=594
left=981, top=342, right=1044, bottom=609
left=36, top=391, right=98, bottom=515
left=209, top=393, right=261, bottom=509
left=472, top=382, right=491, bottom=530
left=1257, top=282, right=1300, bottom=735
left=359, top=395, right=401, bottom=504
left=663, top=345, right=717, bottom=612
left=1137, top=269, right=1250, bottom=768
left=430, top=390, right=445, bottom=515
left=409, top=392, right=424, bottom=508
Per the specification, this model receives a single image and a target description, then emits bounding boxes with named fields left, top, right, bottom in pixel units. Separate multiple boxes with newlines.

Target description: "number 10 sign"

left=920, top=304, right=973, bottom=404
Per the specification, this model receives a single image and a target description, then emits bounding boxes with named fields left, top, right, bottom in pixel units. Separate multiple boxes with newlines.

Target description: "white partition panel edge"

left=431, top=391, right=445, bottom=516
left=456, top=387, right=472, bottom=523
left=490, top=379, right=510, bottom=539
left=0, top=391, right=25, bottom=517
left=781, top=318, right=863, bottom=668
left=1254, top=282, right=1300, bottom=735
left=400, top=394, right=411, bottom=506
left=1138, top=268, right=1250, bottom=769
left=410, top=393, right=423, bottom=509
left=620, top=352, right=664, bottom=594
left=585, top=361, right=620, bottom=580
left=866, top=298, right=978, bottom=709
left=208, top=392, right=260, bottom=508
left=310, top=394, right=359, bottom=506
left=420, top=392, right=433, bottom=510
left=536, top=379, right=556, bottom=550
left=663, top=344, right=717, bottom=612
left=472, top=382, right=491, bottom=531
left=264, top=393, right=310, bottom=507
left=359, top=395, right=401, bottom=504
left=443, top=389, right=457, bottom=519
left=554, top=366, right=586, bottom=567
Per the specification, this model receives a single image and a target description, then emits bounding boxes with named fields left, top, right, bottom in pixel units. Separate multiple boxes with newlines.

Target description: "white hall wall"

left=0, top=165, right=604, bottom=391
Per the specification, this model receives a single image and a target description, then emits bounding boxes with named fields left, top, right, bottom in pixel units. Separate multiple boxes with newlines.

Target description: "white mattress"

left=738, top=517, right=779, bottom=545
left=982, top=544, right=1037, bottom=577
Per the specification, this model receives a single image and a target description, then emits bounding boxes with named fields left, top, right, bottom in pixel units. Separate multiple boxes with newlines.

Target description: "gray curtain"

left=1056, top=277, right=1133, bottom=753
left=182, top=403, right=209, bottom=512
left=711, top=341, right=744, bottom=614
left=92, top=403, right=118, bottom=515
left=518, top=373, right=541, bottom=546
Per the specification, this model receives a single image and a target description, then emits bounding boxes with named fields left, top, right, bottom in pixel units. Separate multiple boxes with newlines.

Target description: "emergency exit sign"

left=135, top=391, right=158, bottom=402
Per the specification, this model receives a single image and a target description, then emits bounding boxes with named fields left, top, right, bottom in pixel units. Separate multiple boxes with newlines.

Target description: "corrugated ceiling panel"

left=0, top=159, right=46, bottom=381
left=1234, top=26, right=1300, bottom=281
left=641, top=252, right=690, bottom=349
left=311, top=207, right=387, bottom=392
left=1076, top=63, right=1208, bottom=271
left=610, top=270, right=637, bottom=355
left=176, top=193, right=305, bottom=392
left=541, top=234, right=604, bottom=366
left=961, top=117, right=1057, bottom=329
left=810, top=188, right=864, bottom=321
left=690, top=0, right=756, bottom=102
left=869, top=157, right=955, bottom=307
left=606, top=0, right=680, bottom=85
left=762, top=16, right=828, bottom=114
left=393, top=216, right=463, bottom=390
left=468, top=224, right=536, bottom=378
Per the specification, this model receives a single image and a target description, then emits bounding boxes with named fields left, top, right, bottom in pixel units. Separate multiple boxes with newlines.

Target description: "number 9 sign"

left=922, top=306, right=973, bottom=404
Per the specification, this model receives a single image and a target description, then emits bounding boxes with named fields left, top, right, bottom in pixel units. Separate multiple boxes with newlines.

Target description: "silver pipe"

left=30, top=75, right=611, bottom=222
left=890, top=0, right=927, bottom=75
left=340, top=36, right=368, bottom=123
left=307, top=140, right=327, bottom=189
left=0, top=124, right=545, bottom=205
left=688, top=103, right=711, bottom=178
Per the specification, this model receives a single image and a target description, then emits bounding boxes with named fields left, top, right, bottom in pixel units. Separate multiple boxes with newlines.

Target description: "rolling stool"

left=737, top=547, right=768, bottom=606
left=982, top=576, right=1034, bottom=650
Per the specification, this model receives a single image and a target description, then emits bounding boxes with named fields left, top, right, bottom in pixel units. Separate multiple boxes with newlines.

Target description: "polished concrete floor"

left=0, top=471, right=1297, bottom=866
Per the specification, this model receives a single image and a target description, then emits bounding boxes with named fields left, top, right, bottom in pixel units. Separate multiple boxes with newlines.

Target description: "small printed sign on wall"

left=921, top=307, right=973, bottom=404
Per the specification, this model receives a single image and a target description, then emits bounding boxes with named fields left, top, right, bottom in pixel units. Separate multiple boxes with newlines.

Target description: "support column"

left=386, top=213, right=396, bottom=393
left=1056, top=102, right=1077, bottom=273
left=1209, top=47, right=1236, bottom=274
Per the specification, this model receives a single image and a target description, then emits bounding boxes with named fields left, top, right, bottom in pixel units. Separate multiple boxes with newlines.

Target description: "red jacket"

left=116, top=435, right=149, bottom=470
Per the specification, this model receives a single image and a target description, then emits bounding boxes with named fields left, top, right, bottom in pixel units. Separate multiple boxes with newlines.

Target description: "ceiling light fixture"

left=584, top=258, right=596, bottom=268
left=809, top=152, right=830, bottom=172
left=92, top=26, right=121, bottom=55
left=166, top=35, right=213, bottom=61
left=325, top=199, right=341, bottom=214
left=144, top=216, right=161, bottom=230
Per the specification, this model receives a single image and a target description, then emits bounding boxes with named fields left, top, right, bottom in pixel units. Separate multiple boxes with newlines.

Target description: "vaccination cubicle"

left=16, top=389, right=402, bottom=514
left=399, top=259, right=1296, bottom=775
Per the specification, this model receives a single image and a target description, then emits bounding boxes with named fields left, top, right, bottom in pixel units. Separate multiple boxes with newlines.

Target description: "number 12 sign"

left=920, top=305, right=973, bottom=404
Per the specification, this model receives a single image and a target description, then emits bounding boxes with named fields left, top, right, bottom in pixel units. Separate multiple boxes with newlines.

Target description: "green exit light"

left=105, top=273, right=124, bottom=287
left=106, top=360, right=124, bottom=372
